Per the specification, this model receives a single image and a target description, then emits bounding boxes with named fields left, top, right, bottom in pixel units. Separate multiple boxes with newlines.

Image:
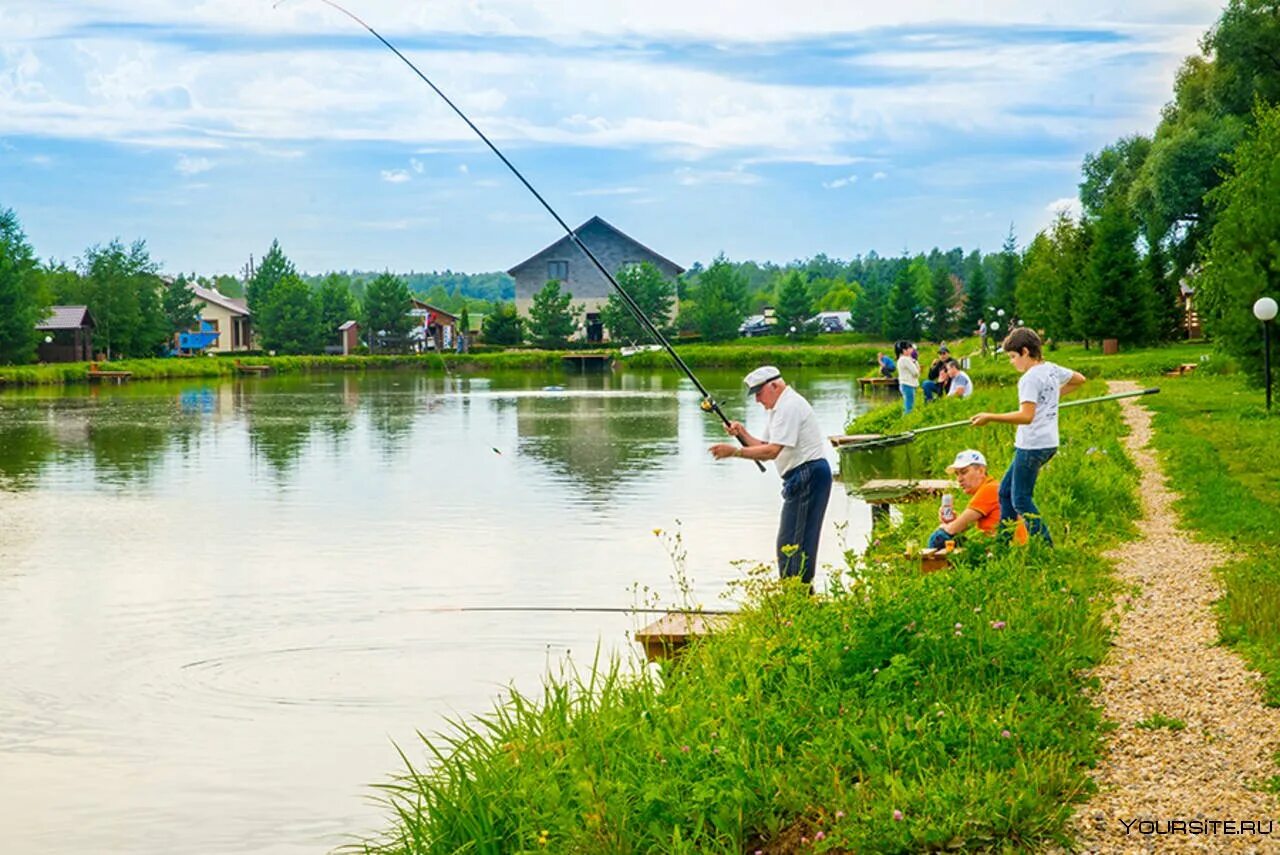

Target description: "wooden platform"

left=87, top=366, right=132, bottom=384
left=858, top=376, right=898, bottom=393
left=1163, top=362, right=1198, bottom=377
left=633, top=612, right=731, bottom=662
left=562, top=352, right=613, bottom=371
left=235, top=363, right=273, bottom=375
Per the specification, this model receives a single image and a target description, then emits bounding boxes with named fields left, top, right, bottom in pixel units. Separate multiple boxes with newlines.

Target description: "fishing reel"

left=699, top=397, right=716, bottom=413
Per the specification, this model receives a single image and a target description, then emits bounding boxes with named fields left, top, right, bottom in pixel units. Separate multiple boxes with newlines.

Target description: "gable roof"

left=410, top=298, right=459, bottom=321
left=191, top=283, right=250, bottom=316
left=507, top=216, right=685, bottom=276
left=338, top=320, right=359, bottom=330
left=37, top=305, right=95, bottom=330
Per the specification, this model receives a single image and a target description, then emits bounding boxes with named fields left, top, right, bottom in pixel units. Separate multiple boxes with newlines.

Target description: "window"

left=547, top=260, right=569, bottom=281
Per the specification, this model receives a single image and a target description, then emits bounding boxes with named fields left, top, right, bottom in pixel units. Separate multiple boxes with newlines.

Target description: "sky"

left=0, top=0, right=1224, bottom=277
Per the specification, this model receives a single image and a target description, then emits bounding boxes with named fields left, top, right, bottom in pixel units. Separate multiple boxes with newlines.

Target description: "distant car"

left=806, top=312, right=850, bottom=333
left=739, top=315, right=772, bottom=337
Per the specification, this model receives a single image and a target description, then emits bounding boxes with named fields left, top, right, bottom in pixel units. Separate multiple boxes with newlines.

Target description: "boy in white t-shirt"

left=969, top=328, right=1085, bottom=545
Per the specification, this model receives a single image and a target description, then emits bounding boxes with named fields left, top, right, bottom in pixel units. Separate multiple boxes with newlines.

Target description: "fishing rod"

left=289, top=0, right=765, bottom=471
left=832, top=387, right=1160, bottom=448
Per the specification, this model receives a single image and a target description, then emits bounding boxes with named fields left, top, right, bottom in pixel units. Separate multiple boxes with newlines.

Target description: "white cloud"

left=673, top=166, right=760, bottom=186
left=458, top=163, right=469, bottom=174
left=380, top=169, right=411, bottom=183
left=175, top=154, right=213, bottom=175
left=822, top=174, right=858, bottom=189
left=410, top=157, right=425, bottom=173
left=872, top=171, right=888, bottom=180
left=1046, top=196, right=1081, bottom=217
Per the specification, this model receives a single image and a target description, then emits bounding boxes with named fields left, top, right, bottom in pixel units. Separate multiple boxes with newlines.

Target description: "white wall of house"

left=196, top=302, right=254, bottom=352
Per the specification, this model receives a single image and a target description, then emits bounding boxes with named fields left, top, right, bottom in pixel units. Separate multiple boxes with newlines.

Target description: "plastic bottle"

left=940, top=493, right=956, bottom=522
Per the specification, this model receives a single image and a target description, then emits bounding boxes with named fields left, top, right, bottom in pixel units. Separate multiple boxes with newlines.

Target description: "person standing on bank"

left=710, top=366, right=833, bottom=586
left=895, top=341, right=920, bottom=414
left=970, top=328, right=1086, bottom=545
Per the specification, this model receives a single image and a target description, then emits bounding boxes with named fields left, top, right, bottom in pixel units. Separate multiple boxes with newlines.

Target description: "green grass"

left=1143, top=373, right=1280, bottom=705
left=353, top=383, right=1142, bottom=853
left=1135, top=714, right=1186, bottom=731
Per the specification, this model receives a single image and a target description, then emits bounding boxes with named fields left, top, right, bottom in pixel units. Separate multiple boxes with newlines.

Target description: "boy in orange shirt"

left=926, top=449, right=1001, bottom=550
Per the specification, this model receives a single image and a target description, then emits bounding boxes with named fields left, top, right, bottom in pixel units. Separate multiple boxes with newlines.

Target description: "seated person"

left=921, top=345, right=951, bottom=402
left=927, top=449, right=1000, bottom=549
left=877, top=351, right=896, bottom=378
left=945, top=359, right=973, bottom=398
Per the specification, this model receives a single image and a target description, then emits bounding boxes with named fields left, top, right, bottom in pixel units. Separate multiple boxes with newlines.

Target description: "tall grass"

left=355, top=387, right=1140, bottom=853
left=1143, top=373, right=1280, bottom=704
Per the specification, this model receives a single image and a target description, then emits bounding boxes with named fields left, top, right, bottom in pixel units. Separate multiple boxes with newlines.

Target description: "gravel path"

left=1065, top=381, right=1280, bottom=853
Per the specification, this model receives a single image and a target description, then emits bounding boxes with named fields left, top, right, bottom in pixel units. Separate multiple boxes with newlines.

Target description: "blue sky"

left=0, top=0, right=1223, bottom=277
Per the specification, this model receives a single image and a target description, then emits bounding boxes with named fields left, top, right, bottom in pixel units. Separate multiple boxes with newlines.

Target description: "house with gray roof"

left=191, top=284, right=256, bottom=352
left=507, top=216, right=683, bottom=341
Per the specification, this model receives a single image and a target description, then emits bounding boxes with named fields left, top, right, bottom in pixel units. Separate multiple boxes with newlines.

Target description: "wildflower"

left=537, top=829, right=549, bottom=846
left=1001, top=729, right=1012, bottom=739
left=815, top=831, right=826, bottom=841
left=801, top=836, right=810, bottom=845
left=973, top=606, right=982, bottom=613
left=652, top=528, right=663, bottom=536
left=990, top=620, right=1006, bottom=630
left=680, top=744, right=690, bottom=753
left=893, top=809, right=904, bottom=821
left=835, top=810, right=845, bottom=820
left=954, top=622, right=963, bottom=630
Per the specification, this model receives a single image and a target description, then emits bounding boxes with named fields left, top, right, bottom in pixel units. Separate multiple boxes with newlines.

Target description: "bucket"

left=837, top=434, right=926, bottom=500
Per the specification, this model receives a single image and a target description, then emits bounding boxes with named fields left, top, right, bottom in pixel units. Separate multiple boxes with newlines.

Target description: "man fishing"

left=709, top=366, right=832, bottom=587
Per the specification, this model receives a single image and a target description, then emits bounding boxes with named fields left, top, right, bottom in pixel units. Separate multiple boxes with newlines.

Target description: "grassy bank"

left=1142, top=372, right=1280, bottom=705
left=0, top=351, right=566, bottom=386
left=357, top=388, right=1141, bottom=853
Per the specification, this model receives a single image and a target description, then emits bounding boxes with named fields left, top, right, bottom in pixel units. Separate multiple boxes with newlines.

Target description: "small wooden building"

left=410, top=299, right=459, bottom=352
left=36, top=305, right=95, bottom=362
left=339, top=320, right=360, bottom=355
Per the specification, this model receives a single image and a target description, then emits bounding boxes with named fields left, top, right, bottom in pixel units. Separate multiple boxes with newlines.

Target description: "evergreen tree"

left=458, top=304, right=471, bottom=349
left=80, top=239, right=163, bottom=359
left=0, top=207, right=46, bottom=364
left=926, top=265, right=954, bottom=342
left=527, top=280, right=582, bottom=348
left=481, top=302, right=524, bottom=345
left=317, top=273, right=358, bottom=345
left=994, top=226, right=1020, bottom=317
left=600, top=262, right=675, bottom=343
left=1079, top=199, right=1150, bottom=346
left=1145, top=227, right=1182, bottom=341
left=775, top=270, right=814, bottom=334
left=882, top=262, right=920, bottom=341
left=259, top=273, right=322, bottom=354
left=246, top=239, right=296, bottom=318
left=162, top=274, right=200, bottom=339
left=362, top=272, right=415, bottom=353
left=960, top=262, right=988, bottom=335
left=694, top=255, right=749, bottom=342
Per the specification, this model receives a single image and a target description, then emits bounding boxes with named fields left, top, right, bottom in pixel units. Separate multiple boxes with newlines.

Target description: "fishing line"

left=405, top=606, right=739, bottom=616
left=278, top=0, right=764, bottom=470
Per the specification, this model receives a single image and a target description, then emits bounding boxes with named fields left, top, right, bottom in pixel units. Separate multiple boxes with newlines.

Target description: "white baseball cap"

left=743, top=365, right=782, bottom=395
left=945, top=449, right=987, bottom=472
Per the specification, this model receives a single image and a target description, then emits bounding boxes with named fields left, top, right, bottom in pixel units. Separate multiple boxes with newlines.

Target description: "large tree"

left=246, top=239, right=296, bottom=317
left=162, top=274, right=201, bottom=339
left=693, top=256, right=749, bottom=342
left=774, top=270, right=813, bottom=334
left=317, top=273, right=358, bottom=344
left=599, top=262, right=676, bottom=343
left=1078, top=199, right=1151, bottom=346
left=960, top=261, right=989, bottom=336
left=926, top=265, right=955, bottom=342
left=0, top=207, right=46, bottom=364
left=362, top=272, right=414, bottom=353
left=527, top=280, right=582, bottom=348
left=258, top=273, right=322, bottom=354
left=80, top=238, right=165, bottom=359
left=1199, top=100, right=1280, bottom=385
left=481, top=302, right=524, bottom=346
left=994, top=226, right=1020, bottom=318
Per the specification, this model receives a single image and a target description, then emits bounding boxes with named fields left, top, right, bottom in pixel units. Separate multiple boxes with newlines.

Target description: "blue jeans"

left=927, top=527, right=964, bottom=550
left=901, top=384, right=916, bottom=414
left=778, top=459, right=833, bottom=585
left=998, top=447, right=1057, bottom=545
left=921, top=379, right=942, bottom=402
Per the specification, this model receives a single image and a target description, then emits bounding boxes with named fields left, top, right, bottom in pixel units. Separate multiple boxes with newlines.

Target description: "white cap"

left=945, top=449, right=987, bottom=472
left=744, top=365, right=782, bottom=395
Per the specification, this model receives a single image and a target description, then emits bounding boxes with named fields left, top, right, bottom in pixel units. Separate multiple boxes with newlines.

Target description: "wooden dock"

left=858, top=376, right=898, bottom=393
left=634, top=612, right=731, bottom=662
left=87, top=364, right=132, bottom=384
left=235, top=362, right=273, bottom=375
left=562, top=352, right=612, bottom=371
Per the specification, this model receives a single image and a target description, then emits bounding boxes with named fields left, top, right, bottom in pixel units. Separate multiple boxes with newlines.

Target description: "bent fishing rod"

left=290, top=0, right=765, bottom=471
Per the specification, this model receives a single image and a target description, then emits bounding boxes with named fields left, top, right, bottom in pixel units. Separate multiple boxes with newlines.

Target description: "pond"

left=0, top=367, right=879, bottom=854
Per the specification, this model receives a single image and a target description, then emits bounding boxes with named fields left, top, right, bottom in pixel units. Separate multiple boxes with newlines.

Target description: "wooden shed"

left=36, top=305, right=96, bottom=363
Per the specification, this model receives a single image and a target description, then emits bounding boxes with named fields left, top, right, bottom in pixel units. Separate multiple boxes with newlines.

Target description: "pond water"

left=0, top=367, right=878, bottom=854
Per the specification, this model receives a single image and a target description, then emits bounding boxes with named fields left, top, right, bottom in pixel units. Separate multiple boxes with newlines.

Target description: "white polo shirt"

left=764, top=385, right=828, bottom=478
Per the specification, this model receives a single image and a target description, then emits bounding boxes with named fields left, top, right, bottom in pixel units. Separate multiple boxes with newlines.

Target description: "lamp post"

left=1255, top=297, right=1278, bottom=411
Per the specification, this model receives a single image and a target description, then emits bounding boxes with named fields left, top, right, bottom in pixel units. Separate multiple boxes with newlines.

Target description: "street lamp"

left=1255, top=296, right=1278, bottom=411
